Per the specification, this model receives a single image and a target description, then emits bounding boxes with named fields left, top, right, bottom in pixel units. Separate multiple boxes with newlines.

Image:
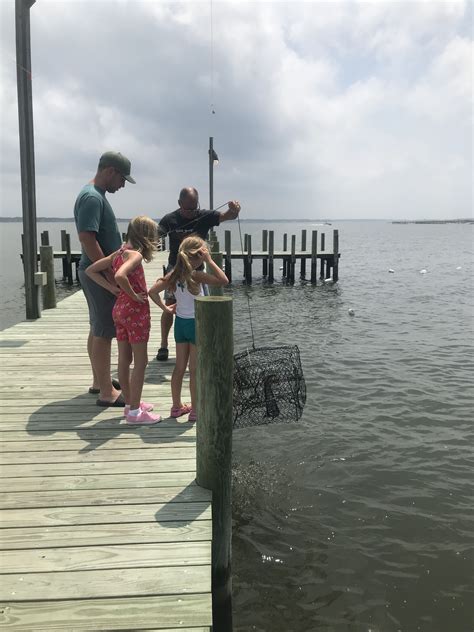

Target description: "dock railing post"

left=60, top=229, right=68, bottom=279
left=207, top=240, right=224, bottom=297
left=268, top=230, right=274, bottom=282
left=300, top=229, right=307, bottom=279
left=245, top=234, right=252, bottom=285
left=282, top=233, right=288, bottom=278
left=65, top=232, right=73, bottom=285
left=333, top=229, right=339, bottom=282
left=195, top=295, right=233, bottom=632
left=290, top=234, right=296, bottom=283
left=320, top=232, right=325, bottom=279
left=262, top=229, right=268, bottom=277
left=34, top=271, right=46, bottom=315
left=224, top=230, right=232, bottom=283
left=39, top=245, right=56, bottom=309
left=310, top=230, right=318, bottom=284
left=40, top=230, right=49, bottom=246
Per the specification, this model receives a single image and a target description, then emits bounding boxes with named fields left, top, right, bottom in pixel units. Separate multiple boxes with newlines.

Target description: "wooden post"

left=310, top=230, right=318, bottom=284
left=39, top=245, right=56, bottom=309
left=282, top=233, right=288, bottom=277
left=300, top=229, right=307, bottom=279
left=244, top=233, right=248, bottom=252
left=224, top=230, right=232, bottom=283
left=16, top=0, right=39, bottom=319
left=34, top=270, right=46, bottom=316
left=268, top=230, right=274, bottom=283
left=207, top=242, right=224, bottom=297
left=333, top=229, right=339, bottom=282
left=60, top=229, right=68, bottom=278
left=40, top=230, right=49, bottom=245
left=195, top=296, right=233, bottom=632
left=320, top=232, right=325, bottom=279
left=65, top=232, right=73, bottom=285
left=290, top=235, right=296, bottom=283
left=262, top=229, right=268, bottom=276
left=245, top=234, right=252, bottom=285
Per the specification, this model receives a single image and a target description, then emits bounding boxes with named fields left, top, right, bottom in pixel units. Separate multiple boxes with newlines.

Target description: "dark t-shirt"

left=159, top=209, right=220, bottom=265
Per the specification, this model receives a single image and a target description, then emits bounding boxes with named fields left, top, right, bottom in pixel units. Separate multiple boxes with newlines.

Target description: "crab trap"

left=233, top=344, right=306, bottom=429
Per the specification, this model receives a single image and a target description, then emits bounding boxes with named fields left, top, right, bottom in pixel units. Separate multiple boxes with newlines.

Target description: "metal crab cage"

left=232, top=344, right=306, bottom=429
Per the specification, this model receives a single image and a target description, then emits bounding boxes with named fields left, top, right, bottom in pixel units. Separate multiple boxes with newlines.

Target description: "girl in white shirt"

left=149, top=235, right=228, bottom=422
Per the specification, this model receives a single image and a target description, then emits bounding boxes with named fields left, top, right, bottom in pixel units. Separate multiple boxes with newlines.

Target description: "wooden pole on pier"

left=282, top=233, right=288, bottom=278
left=268, top=230, right=274, bottom=282
left=224, top=230, right=232, bottom=283
left=16, top=0, right=39, bottom=319
left=195, top=296, right=233, bottom=632
left=39, top=245, right=56, bottom=309
left=320, top=232, right=326, bottom=279
left=333, top=229, right=339, bottom=282
left=244, top=234, right=252, bottom=284
left=290, top=234, right=296, bottom=283
left=300, top=229, right=307, bottom=279
left=262, top=229, right=268, bottom=276
left=310, top=230, right=318, bottom=284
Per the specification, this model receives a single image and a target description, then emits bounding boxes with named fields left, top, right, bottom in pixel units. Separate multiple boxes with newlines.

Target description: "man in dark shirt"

left=156, top=186, right=240, bottom=360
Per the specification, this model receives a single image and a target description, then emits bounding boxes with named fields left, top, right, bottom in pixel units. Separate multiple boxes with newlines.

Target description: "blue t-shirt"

left=74, top=184, right=122, bottom=269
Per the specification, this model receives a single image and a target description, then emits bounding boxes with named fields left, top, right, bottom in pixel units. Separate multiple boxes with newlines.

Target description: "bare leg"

left=87, top=329, right=99, bottom=389
left=129, top=342, right=148, bottom=410
left=92, top=336, right=121, bottom=402
left=117, top=341, right=132, bottom=405
left=171, top=342, right=190, bottom=409
left=188, top=343, right=197, bottom=411
left=160, top=309, right=174, bottom=350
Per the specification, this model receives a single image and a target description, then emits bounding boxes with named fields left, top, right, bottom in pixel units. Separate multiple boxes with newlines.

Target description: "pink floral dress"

left=112, top=246, right=150, bottom=344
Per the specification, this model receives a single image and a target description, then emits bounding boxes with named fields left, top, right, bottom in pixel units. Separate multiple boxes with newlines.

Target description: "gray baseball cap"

left=98, top=151, right=136, bottom=184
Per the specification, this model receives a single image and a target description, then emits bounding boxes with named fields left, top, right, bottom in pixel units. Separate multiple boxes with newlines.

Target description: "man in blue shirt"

left=74, top=151, right=135, bottom=406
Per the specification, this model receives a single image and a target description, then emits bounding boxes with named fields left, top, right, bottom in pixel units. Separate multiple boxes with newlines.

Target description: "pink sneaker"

left=126, top=410, right=162, bottom=425
left=188, top=409, right=197, bottom=423
left=124, top=401, right=154, bottom=417
left=170, top=403, right=192, bottom=418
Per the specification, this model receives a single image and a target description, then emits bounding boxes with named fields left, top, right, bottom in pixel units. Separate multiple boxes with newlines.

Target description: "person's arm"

left=114, top=250, right=147, bottom=303
left=193, top=248, right=229, bottom=287
left=78, top=231, right=106, bottom=263
left=85, top=251, right=120, bottom=296
left=219, top=200, right=241, bottom=223
left=148, top=277, right=175, bottom=312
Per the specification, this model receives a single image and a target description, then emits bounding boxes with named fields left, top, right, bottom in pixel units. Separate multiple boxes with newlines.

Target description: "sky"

left=0, top=0, right=472, bottom=220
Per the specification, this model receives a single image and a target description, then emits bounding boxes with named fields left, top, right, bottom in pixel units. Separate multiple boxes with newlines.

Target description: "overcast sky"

left=0, top=0, right=472, bottom=220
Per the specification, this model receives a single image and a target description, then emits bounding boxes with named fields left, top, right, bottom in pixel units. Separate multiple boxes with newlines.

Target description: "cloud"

left=0, top=0, right=472, bottom=219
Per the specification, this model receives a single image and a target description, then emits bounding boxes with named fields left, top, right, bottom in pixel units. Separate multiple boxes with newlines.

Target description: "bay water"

left=0, top=219, right=472, bottom=631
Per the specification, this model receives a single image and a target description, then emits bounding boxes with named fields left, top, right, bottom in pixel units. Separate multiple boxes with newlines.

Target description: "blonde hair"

left=126, top=215, right=159, bottom=262
left=167, top=235, right=205, bottom=295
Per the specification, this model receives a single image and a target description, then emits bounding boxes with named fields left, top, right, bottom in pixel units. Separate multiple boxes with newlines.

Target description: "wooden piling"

left=244, top=235, right=252, bottom=284
left=33, top=270, right=46, bottom=316
left=40, top=230, right=49, bottom=246
left=333, top=229, right=339, bottom=282
left=283, top=233, right=288, bottom=277
left=310, top=230, right=318, bottom=284
left=60, top=229, right=68, bottom=278
left=268, top=230, right=274, bottom=282
left=207, top=240, right=224, bottom=297
left=244, top=233, right=248, bottom=252
left=224, top=230, right=232, bottom=283
left=195, top=295, right=233, bottom=632
left=320, top=232, right=325, bottom=279
left=300, top=229, right=307, bottom=279
left=39, top=245, right=56, bottom=309
left=290, top=235, right=296, bottom=283
left=65, top=232, right=73, bottom=285
left=262, top=229, right=268, bottom=276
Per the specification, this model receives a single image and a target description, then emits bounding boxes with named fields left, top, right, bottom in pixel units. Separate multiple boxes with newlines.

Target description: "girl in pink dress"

left=86, top=216, right=170, bottom=424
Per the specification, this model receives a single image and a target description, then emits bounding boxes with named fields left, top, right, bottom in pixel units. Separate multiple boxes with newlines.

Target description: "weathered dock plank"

left=0, top=252, right=212, bottom=631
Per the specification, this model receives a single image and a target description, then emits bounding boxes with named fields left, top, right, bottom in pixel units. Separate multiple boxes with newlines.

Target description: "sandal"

left=188, top=409, right=197, bottom=423
left=170, top=404, right=192, bottom=418
left=156, top=347, right=169, bottom=361
left=89, top=379, right=121, bottom=394
left=124, top=401, right=154, bottom=416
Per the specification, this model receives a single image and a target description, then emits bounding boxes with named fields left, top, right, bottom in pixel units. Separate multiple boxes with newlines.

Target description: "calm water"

left=1, top=219, right=473, bottom=631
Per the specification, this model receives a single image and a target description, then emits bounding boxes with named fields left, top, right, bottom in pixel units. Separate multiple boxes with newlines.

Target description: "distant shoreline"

left=0, top=217, right=472, bottom=224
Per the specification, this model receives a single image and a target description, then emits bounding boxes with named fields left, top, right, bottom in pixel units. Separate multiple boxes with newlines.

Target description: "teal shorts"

left=174, top=316, right=196, bottom=344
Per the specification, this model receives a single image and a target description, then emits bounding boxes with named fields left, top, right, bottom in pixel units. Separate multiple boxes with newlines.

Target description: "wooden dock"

left=0, top=252, right=213, bottom=630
